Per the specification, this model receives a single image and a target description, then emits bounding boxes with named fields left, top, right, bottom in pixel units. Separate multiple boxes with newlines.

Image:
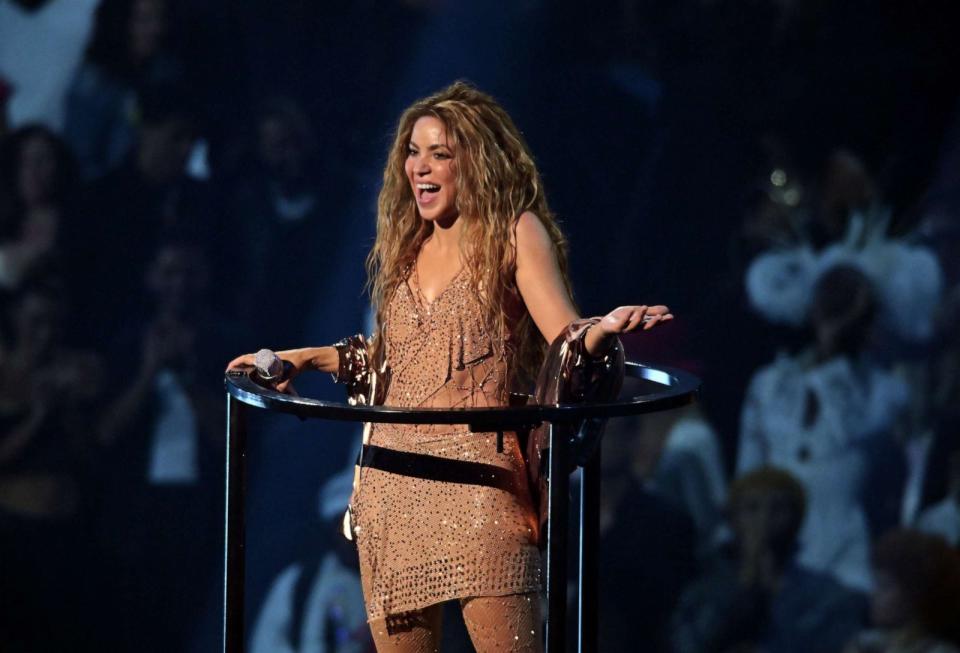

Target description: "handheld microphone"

left=249, top=349, right=302, bottom=411
left=252, top=349, right=297, bottom=395
left=253, top=349, right=285, bottom=382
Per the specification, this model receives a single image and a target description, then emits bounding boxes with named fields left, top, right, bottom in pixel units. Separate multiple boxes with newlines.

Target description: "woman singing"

left=227, top=81, right=671, bottom=652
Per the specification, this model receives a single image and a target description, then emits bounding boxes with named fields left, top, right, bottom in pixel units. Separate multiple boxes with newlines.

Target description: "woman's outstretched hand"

left=225, top=348, right=311, bottom=394
left=225, top=346, right=339, bottom=393
left=598, top=305, right=673, bottom=335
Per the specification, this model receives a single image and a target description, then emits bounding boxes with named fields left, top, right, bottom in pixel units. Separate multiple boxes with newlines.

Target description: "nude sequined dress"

left=349, top=269, right=541, bottom=622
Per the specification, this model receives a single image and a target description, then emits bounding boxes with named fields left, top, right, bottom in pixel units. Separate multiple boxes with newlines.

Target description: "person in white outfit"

left=739, top=265, right=908, bottom=592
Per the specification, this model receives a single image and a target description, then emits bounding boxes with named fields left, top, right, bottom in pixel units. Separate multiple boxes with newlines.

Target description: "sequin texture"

left=369, top=593, right=541, bottom=651
left=351, top=269, right=541, bottom=622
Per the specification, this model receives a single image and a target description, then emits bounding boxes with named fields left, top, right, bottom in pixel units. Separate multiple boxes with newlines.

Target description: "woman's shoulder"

left=513, top=211, right=547, bottom=243
left=512, top=211, right=555, bottom=262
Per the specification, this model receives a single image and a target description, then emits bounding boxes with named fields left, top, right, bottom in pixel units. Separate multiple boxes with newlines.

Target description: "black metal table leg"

left=224, top=395, right=248, bottom=653
left=577, top=445, right=601, bottom=653
left=545, top=422, right=570, bottom=653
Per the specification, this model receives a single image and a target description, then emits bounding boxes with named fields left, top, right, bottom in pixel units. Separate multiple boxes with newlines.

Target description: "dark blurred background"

left=2, top=0, right=960, bottom=651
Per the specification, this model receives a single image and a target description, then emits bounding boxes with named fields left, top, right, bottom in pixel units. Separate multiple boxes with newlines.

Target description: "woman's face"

left=404, top=116, right=458, bottom=223
left=18, top=134, right=58, bottom=207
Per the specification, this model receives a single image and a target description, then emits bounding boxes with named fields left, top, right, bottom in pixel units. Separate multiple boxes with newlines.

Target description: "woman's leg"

left=460, top=593, right=543, bottom=653
left=369, top=604, right=443, bottom=652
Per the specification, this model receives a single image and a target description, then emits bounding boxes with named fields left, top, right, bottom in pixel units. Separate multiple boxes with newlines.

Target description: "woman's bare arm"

left=514, top=211, right=671, bottom=355
left=225, top=346, right=340, bottom=393
left=514, top=211, right=580, bottom=343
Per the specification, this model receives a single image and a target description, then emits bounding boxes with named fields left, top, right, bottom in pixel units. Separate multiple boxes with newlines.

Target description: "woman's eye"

left=434, top=152, right=450, bottom=160
left=407, top=148, right=418, bottom=157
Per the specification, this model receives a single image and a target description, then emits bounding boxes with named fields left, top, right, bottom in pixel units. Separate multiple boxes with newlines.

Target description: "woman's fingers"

left=602, top=304, right=677, bottom=334
left=225, top=353, right=290, bottom=394
left=600, top=304, right=674, bottom=333
left=623, top=306, right=648, bottom=332
left=225, top=353, right=255, bottom=371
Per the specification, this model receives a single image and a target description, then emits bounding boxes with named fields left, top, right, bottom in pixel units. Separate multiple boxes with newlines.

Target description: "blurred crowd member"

left=739, top=265, right=908, bottom=591
left=746, top=215, right=942, bottom=348
left=743, top=145, right=942, bottom=353
left=0, top=125, right=77, bottom=291
left=653, top=403, right=727, bottom=549
left=815, top=151, right=879, bottom=248
left=63, top=0, right=183, bottom=180
left=250, top=466, right=373, bottom=653
left=623, top=321, right=727, bottom=539
left=718, top=146, right=894, bottom=454
left=737, top=137, right=808, bottom=257
left=672, top=467, right=865, bottom=653
left=65, top=88, right=222, bottom=341
left=915, top=440, right=960, bottom=547
left=229, top=97, right=334, bottom=345
left=912, top=284, right=960, bottom=515
left=914, top=311, right=960, bottom=528
left=0, top=0, right=98, bottom=130
left=0, top=275, right=104, bottom=651
left=0, top=75, right=12, bottom=137
left=743, top=164, right=942, bottom=532
left=599, top=414, right=698, bottom=652
left=93, top=240, right=234, bottom=652
left=845, top=530, right=960, bottom=653
left=914, top=102, right=960, bottom=289
left=740, top=146, right=879, bottom=258
left=907, top=110, right=960, bottom=519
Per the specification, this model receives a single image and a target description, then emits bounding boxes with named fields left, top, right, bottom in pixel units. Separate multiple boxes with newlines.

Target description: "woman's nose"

left=413, top=158, right=430, bottom=175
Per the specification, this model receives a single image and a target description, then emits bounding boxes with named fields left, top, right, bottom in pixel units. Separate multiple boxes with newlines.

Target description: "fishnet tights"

left=369, top=593, right=542, bottom=652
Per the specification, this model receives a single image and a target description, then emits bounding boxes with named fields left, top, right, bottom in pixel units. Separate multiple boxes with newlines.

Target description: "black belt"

left=359, top=444, right=521, bottom=494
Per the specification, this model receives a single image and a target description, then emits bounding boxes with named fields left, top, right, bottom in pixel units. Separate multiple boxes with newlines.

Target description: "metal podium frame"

left=223, top=361, right=699, bottom=653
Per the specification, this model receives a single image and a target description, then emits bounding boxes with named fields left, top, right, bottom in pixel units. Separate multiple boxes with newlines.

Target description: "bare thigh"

left=460, top=593, right=543, bottom=653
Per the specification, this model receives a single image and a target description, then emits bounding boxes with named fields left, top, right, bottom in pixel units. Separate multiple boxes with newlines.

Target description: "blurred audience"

left=0, top=0, right=98, bottom=130
left=0, top=274, right=104, bottom=651
left=0, top=125, right=77, bottom=291
left=63, top=0, right=183, bottom=180
left=65, top=87, right=223, bottom=339
left=250, top=466, right=373, bottom=653
left=599, top=414, right=698, bottom=652
left=228, top=96, right=339, bottom=345
left=914, top=438, right=960, bottom=547
left=0, top=76, right=11, bottom=137
left=91, top=240, right=234, bottom=652
left=672, top=467, right=865, bottom=653
left=739, top=146, right=880, bottom=258
left=653, top=404, right=727, bottom=550
left=739, top=265, right=908, bottom=592
left=844, top=530, right=960, bottom=653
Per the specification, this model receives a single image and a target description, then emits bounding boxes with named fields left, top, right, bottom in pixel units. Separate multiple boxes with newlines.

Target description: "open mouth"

left=416, top=183, right=441, bottom=204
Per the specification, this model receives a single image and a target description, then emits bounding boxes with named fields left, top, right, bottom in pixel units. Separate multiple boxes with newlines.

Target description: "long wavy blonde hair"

left=367, top=81, right=572, bottom=385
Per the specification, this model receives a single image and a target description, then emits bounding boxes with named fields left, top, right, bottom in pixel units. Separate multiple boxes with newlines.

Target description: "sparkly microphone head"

left=253, top=349, right=283, bottom=380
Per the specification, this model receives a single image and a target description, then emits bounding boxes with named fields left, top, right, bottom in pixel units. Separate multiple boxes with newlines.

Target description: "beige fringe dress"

left=346, top=270, right=541, bottom=623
